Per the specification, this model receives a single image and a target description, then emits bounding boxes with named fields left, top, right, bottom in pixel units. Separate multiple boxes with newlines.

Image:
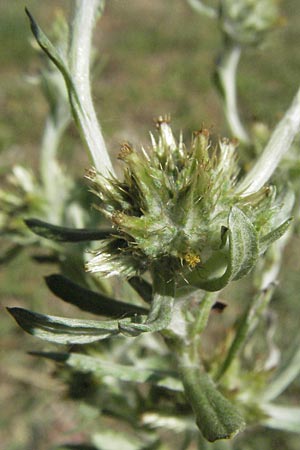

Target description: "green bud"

left=220, top=0, right=281, bottom=46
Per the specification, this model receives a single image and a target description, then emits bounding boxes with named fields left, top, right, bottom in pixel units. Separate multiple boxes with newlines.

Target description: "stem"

left=215, top=285, right=274, bottom=382
left=190, top=292, right=218, bottom=339
left=40, top=100, right=70, bottom=223
left=215, top=42, right=250, bottom=145
left=237, top=86, right=300, bottom=196
left=69, top=0, right=114, bottom=177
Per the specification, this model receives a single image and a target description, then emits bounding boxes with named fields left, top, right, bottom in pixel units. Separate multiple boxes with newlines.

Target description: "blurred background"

left=1, top=1, right=300, bottom=449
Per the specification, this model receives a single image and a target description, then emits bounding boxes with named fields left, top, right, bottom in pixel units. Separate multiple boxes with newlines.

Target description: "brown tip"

left=84, top=167, right=97, bottom=181
left=118, top=142, right=133, bottom=160
left=154, top=114, right=171, bottom=129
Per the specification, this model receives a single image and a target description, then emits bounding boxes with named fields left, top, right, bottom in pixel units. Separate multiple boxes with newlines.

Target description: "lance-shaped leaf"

left=7, top=307, right=138, bottom=345
left=0, top=244, right=22, bottom=265
left=56, top=445, right=97, bottom=450
left=228, top=206, right=259, bottom=280
left=25, top=218, right=113, bottom=242
left=262, top=338, right=300, bottom=402
left=187, top=207, right=258, bottom=291
left=92, top=429, right=156, bottom=450
left=46, top=274, right=148, bottom=317
left=237, top=86, right=300, bottom=196
left=262, top=404, right=300, bottom=433
left=128, top=276, right=153, bottom=304
left=32, top=351, right=183, bottom=392
left=179, top=361, right=245, bottom=442
left=25, top=8, right=114, bottom=177
left=119, top=265, right=175, bottom=336
left=259, top=218, right=292, bottom=254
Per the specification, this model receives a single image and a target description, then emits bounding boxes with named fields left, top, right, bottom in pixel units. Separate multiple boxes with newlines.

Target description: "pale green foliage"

left=4, top=0, right=300, bottom=448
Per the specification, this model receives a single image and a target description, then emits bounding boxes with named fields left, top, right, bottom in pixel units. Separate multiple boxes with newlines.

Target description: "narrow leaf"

left=228, top=207, right=258, bottom=280
left=263, top=338, right=300, bottom=401
left=25, top=218, right=113, bottom=242
left=25, top=9, right=76, bottom=102
left=187, top=207, right=258, bottom=291
left=8, top=307, right=135, bottom=344
left=179, top=362, right=245, bottom=442
left=25, top=8, right=114, bottom=176
left=46, top=274, right=148, bottom=317
left=128, top=276, right=153, bottom=304
left=56, top=445, right=97, bottom=450
left=92, top=429, right=150, bottom=450
left=33, top=352, right=183, bottom=392
left=262, top=404, right=300, bottom=433
left=259, top=218, right=292, bottom=254
left=0, top=244, right=22, bottom=264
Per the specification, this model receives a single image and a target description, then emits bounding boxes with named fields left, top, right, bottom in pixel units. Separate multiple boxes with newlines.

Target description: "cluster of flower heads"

left=220, top=0, right=281, bottom=46
left=86, top=118, right=289, bottom=290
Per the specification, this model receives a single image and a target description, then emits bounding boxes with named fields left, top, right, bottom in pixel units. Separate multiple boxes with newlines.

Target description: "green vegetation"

left=2, top=1, right=300, bottom=449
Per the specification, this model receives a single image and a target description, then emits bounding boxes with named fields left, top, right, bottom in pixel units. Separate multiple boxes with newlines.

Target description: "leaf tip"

left=25, top=7, right=39, bottom=39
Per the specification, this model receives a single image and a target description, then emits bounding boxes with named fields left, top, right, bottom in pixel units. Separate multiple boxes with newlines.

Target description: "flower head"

left=86, top=118, right=291, bottom=291
left=220, top=0, right=281, bottom=46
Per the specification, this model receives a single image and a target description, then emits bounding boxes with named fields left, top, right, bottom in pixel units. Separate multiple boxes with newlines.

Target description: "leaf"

left=262, top=404, right=300, bottom=433
left=142, top=413, right=196, bottom=433
left=46, top=274, right=148, bottom=318
left=259, top=218, right=292, bottom=254
left=228, top=207, right=258, bottom=280
left=25, top=218, right=113, bottom=242
left=25, top=9, right=79, bottom=113
left=32, top=352, right=183, bottom=392
left=56, top=445, right=97, bottom=450
left=263, top=338, right=300, bottom=402
left=25, top=8, right=112, bottom=175
left=7, top=307, right=137, bottom=344
left=128, top=276, right=153, bottom=304
left=187, top=207, right=258, bottom=291
left=179, top=363, right=245, bottom=442
left=92, top=429, right=157, bottom=450
left=0, top=244, right=22, bottom=265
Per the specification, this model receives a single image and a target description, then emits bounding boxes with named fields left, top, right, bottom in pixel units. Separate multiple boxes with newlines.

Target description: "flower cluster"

left=86, top=118, right=289, bottom=292
left=220, top=0, right=280, bottom=46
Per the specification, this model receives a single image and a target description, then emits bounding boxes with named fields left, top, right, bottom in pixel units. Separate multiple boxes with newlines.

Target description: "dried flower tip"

left=193, top=128, right=210, bottom=138
left=155, top=114, right=171, bottom=129
left=118, top=142, right=133, bottom=160
left=84, top=167, right=97, bottom=181
left=112, top=211, right=125, bottom=227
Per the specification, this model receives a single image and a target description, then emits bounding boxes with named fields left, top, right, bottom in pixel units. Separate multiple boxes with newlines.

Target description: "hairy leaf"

left=187, top=207, right=258, bottom=291
left=262, top=404, right=300, bottom=433
left=128, top=276, right=153, bottom=304
left=33, top=351, right=183, bottom=392
left=179, top=363, right=245, bottom=441
left=25, top=218, right=113, bottom=242
left=46, top=274, right=148, bottom=317
left=8, top=307, right=137, bottom=344
left=259, top=218, right=292, bottom=254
